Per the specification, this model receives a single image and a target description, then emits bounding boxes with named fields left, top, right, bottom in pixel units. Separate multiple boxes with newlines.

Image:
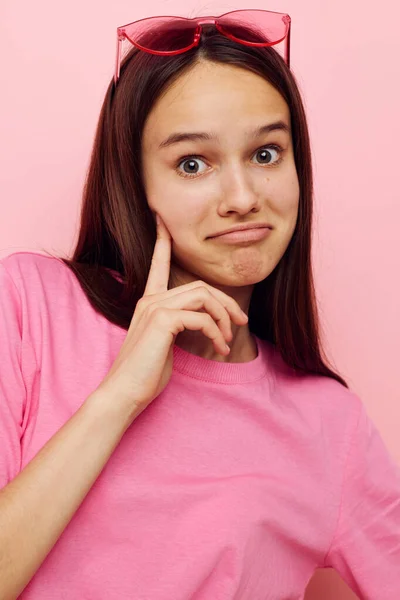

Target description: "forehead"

left=142, top=61, right=290, bottom=149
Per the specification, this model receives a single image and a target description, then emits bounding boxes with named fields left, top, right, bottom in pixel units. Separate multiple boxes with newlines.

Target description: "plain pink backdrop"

left=0, top=0, right=399, bottom=597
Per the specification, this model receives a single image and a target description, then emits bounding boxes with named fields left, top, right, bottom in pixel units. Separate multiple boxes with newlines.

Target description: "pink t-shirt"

left=1, top=251, right=400, bottom=599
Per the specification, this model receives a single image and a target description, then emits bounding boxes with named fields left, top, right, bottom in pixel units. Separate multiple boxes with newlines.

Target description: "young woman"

left=1, top=10, right=399, bottom=599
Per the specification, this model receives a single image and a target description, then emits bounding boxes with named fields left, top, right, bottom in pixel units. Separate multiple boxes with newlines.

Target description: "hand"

left=92, top=214, right=248, bottom=423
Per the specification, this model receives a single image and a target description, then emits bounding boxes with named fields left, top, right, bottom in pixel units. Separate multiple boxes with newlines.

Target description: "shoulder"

left=0, top=251, right=93, bottom=324
left=0, top=251, right=84, bottom=301
left=267, top=343, right=363, bottom=437
left=0, top=250, right=70, bottom=284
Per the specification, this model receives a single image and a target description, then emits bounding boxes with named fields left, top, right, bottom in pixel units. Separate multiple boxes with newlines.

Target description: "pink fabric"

left=1, top=251, right=400, bottom=600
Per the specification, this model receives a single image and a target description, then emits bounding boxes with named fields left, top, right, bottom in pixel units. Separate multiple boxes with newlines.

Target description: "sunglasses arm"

left=286, top=21, right=291, bottom=69
left=114, top=31, right=124, bottom=85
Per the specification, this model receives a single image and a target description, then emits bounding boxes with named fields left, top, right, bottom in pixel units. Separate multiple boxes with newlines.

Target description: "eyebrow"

left=158, top=120, right=291, bottom=150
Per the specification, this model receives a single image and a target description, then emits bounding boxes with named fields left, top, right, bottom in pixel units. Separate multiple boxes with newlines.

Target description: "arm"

left=0, top=261, right=138, bottom=599
left=0, top=390, right=135, bottom=600
left=323, top=397, right=400, bottom=599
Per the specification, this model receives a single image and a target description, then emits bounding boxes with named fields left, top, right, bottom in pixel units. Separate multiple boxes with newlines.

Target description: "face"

left=141, top=60, right=300, bottom=298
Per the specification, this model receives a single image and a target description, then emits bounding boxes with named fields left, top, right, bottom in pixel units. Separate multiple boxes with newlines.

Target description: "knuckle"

left=199, top=286, right=213, bottom=300
left=136, top=296, right=146, bottom=311
left=137, top=295, right=154, bottom=309
left=203, top=312, right=213, bottom=324
left=152, top=306, right=168, bottom=322
left=196, top=283, right=209, bottom=294
left=208, top=314, right=219, bottom=329
left=139, top=296, right=160, bottom=316
left=192, top=280, right=211, bottom=294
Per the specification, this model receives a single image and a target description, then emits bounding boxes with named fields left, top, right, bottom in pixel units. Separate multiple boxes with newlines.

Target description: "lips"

left=210, top=224, right=272, bottom=238
left=210, top=226, right=272, bottom=244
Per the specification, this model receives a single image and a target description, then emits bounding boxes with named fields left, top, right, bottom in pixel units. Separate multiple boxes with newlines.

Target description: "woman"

left=0, top=10, right=399, bottom=599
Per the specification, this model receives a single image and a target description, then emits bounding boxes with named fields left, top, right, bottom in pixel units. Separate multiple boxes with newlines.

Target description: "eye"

left=175, top=156, right=209, bottom=178
left=175, top=144, right=284, bottom=179
left=252, top=145, right=283, bottom=167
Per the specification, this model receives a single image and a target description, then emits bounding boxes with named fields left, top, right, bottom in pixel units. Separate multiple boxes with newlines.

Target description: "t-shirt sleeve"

left=324, top=396, right=400, bottom=598
left=0, top=261, right=26, bottom=489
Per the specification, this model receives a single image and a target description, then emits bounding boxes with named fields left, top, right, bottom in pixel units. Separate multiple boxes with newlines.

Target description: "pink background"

left=1, top=0, right=399, bottom=597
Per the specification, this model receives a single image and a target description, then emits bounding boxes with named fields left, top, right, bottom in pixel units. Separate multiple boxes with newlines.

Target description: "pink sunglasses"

left=114, top=9, right=291, bottom=85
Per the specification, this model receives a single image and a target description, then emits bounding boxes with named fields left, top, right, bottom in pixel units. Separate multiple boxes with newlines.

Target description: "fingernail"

left=156, top=214, right=161, bottom=226
left=241, top=310, right=248, bottom=320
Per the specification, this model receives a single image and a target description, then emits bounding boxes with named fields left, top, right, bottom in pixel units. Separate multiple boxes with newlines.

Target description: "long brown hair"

left=45, top=20, right=348, bottom=388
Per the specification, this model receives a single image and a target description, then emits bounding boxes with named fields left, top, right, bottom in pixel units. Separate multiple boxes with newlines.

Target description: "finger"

left=149, top=280, right=248, bottom=326
left=194, top=283, right=248, bottom=326
left=154, top=308, right=230, bottom=356
left=144, top=213, right=172, bottom=297
left=147, top=286, right=234, bottom=343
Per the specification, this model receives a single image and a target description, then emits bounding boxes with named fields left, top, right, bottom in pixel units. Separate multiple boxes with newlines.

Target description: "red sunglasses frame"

left=114, top=9, right=291, bottom=84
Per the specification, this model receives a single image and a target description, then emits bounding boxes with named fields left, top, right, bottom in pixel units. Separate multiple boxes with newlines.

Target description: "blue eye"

left=175, top=145, right=284, bottom=179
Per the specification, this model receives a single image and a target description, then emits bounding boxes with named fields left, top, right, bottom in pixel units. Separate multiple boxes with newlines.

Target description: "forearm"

left=0, top=391, right=135, bottom=600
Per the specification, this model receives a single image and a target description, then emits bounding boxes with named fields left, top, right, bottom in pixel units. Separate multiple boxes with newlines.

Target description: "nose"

left=219, top=170, right=261, bottom=215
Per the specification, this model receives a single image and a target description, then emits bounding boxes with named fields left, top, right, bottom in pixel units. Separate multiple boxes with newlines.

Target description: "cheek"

left=166, top=205, right=205, bottom=246
left=148, top=187, right=207, bottom=236
left=270, top=172, right=299, bottom=217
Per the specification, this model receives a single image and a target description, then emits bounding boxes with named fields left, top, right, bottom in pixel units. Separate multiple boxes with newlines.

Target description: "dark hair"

left=45, top=20, right=348, bottom=388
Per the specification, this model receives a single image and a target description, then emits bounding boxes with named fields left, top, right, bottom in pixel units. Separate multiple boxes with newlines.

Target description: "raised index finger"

left=143, top=214, right=172, bottom=297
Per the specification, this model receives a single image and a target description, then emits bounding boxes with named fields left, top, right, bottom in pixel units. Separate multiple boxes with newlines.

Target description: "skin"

left=141, top=59, right=300, bottom=363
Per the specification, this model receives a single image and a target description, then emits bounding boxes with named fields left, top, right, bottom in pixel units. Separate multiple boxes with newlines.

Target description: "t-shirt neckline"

left=172, top=335, right=270, bottom=384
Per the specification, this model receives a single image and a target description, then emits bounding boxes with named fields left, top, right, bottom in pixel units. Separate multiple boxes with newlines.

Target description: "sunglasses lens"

left=218, top=10, right=288, bottom=46
left=123, top=11, right=288, bottom=54
left=125, top=16, right=198, bottom=53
